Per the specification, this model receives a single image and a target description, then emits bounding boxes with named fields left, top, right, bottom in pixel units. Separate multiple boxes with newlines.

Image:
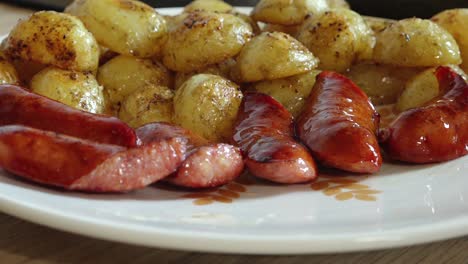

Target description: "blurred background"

left=1, top=0, right=467, bottom=18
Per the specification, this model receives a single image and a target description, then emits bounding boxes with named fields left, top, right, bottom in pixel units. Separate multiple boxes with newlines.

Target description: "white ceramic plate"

left=1, top=7, right=468, bottom=255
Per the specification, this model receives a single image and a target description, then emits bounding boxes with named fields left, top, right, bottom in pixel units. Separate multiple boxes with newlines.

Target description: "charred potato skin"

left=162, top=11, right=253, bottom=73
left=296, top=9, right=375, bottom=72
left=119, top=85, right=174, bottom=128
left=66, top=0, right=167, bottom=58
left=30, top=67, right=106, bottom=114
left=251, top=0, right=329, bottom=26
left=252, top=70, right=321, bottom=117
left=432, top=9, right=468, bottom=72
left=4, top=11, right=99, bottom=73
left=173, top=74, right=243, bottom=142
left=97, top=55, right=173, bottom=112
left=373, top=18, right=462, bottom=67
left=233, top=31, right=319, bottom=83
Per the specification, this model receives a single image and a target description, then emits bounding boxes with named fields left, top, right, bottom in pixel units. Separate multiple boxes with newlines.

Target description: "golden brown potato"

left=327, top=0, right=350, bottom=9
left=119, top=85, right=174, bottom=128
left=66, top=0, right=167, bottom=58
left=345, top=63, right=422, bottom=105
left=97, top=55, right=172, bottom=111
left=432, top=9, right=468, bottom=72
left=364, top=16, right=396, bottom=33
left=396, top=65, right=467, bottom=112
left=184, top=0, right=233, bottom=13
left=252, top=70, right=321, bottom=117
left=174, top=74, right=242, bottom=142
left=233, top=32, right=318, bottom=82
left=262, top=23, right=302, bottom=37
left=30, top=67, right=106, bottom=114
left=174, top=58, right=236, bottom=89
left=4, top=11, right=99, bottom=73
left=251, top=0, right=329, bottom=26
left=11, top=60, right=46, bottom=86
left=373, top=18, right=461, bottom=67
left=162, top=11, right=253, bottom=73
left=230, top=11, right=261, bottom=35
left=297, top=9, right=375, bottom=72
left=0, top=51, right=20, bottom=85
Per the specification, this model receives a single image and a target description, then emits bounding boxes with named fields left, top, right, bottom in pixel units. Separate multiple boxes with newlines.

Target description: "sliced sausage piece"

left=136, top=123, right=244, bottom=188
left=380, top=66, right=468, bottom=163
left=0, top=85, right=137, bottom=147
left=297, top=71, right=382, bottom=174
left=233, top=92, right=317, bottom=184
left=0, top=125, right=185, bottom=192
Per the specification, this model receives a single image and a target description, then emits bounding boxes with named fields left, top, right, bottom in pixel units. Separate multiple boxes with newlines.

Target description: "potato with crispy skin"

left=297, top=9, right=375, bottom=72
left=174, top=58, right=235, bottom=89
left=432, top=9, right=468, bottom=73
left=97, top=55, right=172, bottom=112
left=4, top=11, right=99, bottom=73
left=174, top=74, right=242, bottom=142
left=251, top=0, right=329, bottom=26
left=162, top=11, right=253, bottom=73
left=184, top=0, right=233, bottom=13
left=0, top=51, right=19, bottom=85
left=232, top=32, right=318, bottom=82
left=252, top=70, right=321, bottom=117
left=374, top=18, right=461, bottom=67
left=66, top=0, right=167, bottom=58
left=30, top=67, right=106, bottom=114
left=119, top=85, right=174, bottom=128
left=345, top=63, right=422, bottom=105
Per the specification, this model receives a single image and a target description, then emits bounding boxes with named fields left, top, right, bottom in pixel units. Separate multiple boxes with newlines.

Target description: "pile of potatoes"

left=0, top=0, right=467, bottom=142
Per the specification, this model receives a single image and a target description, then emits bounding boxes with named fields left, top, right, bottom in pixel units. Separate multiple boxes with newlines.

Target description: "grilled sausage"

left=297, top=71, right=382, bottom=173
left=233, top=92, right=317, bottom=184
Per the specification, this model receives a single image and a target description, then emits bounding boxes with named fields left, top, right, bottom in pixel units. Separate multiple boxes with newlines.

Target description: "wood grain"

left=1, top=3, right=468, bottom=263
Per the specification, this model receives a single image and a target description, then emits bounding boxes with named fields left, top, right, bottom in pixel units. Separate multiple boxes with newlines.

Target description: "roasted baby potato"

left=233, top=32, right=318, bottom=82
left=97, top=55, right=172, bottom=111
left=66, top=0, right=167, bottom=58
left=262, top=23, right=302, bottom=37
left=174, top=58, right=236, bottom=89
left=174, top=74, right=242, bottom=142
left=346, top=63, right=422, bottom=105
left=373, top=18, right=462, bottom=67
left=396, top=65, right=467, bottom=112
left=251, top=0, right=329, bottom=26
left=162, top=11, right=252, bottom=73
left=297, top=9, right=375, bottom=72
left=432, top=9, right=468, bottom=72
left=30, top=67, right=106, bottom=114
left=0, top=51, right=20, bottom=85
left=327, top=0, right=350, bottom=9
left=119, top=85, right=174, bottom=128
left=4, top=11, right=99, bottom=73
left=364, top=16, right=396, bottom=33
left=184, top=0, right=233, bottom=13
left=252, top=70, right=321, bottom=117
left=230, top=11, right=261, bottom=35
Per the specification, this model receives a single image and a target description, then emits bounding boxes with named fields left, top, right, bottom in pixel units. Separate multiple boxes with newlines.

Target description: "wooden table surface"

left=1, top=3, right=467, bottom=263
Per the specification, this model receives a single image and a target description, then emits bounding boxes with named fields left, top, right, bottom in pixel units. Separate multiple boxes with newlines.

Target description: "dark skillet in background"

left=2, top=0, right=468, bottom=18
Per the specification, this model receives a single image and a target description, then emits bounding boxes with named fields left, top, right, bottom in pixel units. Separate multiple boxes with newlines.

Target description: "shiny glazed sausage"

left=297, top=71, right=382, bottom=174
left=136, top=123, right=244, bottom=188
left=0, top=85, right=137, bottom=147
left=380, top=66, right=468, bottom=163
left=0, top=125, right=185, bottom=192
left=233, top=92, right=317, bottom=184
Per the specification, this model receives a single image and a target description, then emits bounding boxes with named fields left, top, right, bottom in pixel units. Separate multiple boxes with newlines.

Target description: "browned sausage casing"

left=137, top=123, right=244, bottom=188
left=0, top=85, right=137, bottom=147
left=0, top=125, right=185, bottom=192
left=233, top=92, right=317, bottom=184
left=297, top=71, right=382, bottom=174
left=380, top=66, right=468, bottom=163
